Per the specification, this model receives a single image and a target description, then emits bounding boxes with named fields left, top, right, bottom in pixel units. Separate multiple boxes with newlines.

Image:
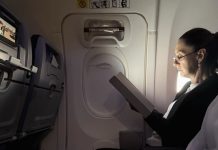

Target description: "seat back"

left=0, top=4, right=36, bottom=143
left=186, top=95, right=218, bottom=149
left=18, top=35, right=64, bottom=136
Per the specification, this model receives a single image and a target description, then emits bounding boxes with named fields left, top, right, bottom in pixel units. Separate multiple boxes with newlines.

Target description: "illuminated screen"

left=0, top=16, right=16, bottom=46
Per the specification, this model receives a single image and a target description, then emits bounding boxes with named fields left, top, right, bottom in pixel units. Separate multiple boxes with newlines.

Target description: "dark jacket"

left=145, top=74, right=218, bottom=148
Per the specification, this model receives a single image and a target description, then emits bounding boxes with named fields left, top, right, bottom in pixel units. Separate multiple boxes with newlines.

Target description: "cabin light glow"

left=176, top=73, right=190, bottom=92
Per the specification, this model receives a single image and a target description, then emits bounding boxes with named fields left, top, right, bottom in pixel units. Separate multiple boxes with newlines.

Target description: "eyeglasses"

left=173, top=51, right=197, bottom=62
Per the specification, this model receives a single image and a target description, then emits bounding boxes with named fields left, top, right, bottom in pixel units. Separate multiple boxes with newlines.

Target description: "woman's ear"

left=197, top=48, right=207, bottom=63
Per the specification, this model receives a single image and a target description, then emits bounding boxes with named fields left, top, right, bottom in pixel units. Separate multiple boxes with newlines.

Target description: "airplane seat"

left=0, top=4, right=37, bottom=144
left=4, top=34, right=65, bottom=149
left=186, top=94, right=218, bottom=150
left=18, top=34, right=64, bottom=136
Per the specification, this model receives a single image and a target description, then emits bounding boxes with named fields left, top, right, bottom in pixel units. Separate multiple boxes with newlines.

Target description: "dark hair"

left=179, top=28, right=218, bottom=71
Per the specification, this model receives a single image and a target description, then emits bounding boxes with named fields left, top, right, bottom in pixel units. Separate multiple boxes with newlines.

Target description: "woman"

left=145, top=28, right=218, bottom=148
left=98, top=28, right=218, bottom=150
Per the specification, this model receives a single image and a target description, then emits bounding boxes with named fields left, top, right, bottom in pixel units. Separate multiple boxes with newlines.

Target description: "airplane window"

left=176, top=72, right=190, bottom=92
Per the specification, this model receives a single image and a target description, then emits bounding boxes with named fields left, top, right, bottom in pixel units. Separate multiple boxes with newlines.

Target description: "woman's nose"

left=173, top=58, right=180, bottom=67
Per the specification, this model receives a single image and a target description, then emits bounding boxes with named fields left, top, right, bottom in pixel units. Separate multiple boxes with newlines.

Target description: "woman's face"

left=173, top=39, right=198, bottom=79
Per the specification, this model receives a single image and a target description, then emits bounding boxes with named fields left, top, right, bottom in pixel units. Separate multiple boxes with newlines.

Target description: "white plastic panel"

left=63, top=13, right=147, bottom=150
left=83, top=53, right=126, bottom=117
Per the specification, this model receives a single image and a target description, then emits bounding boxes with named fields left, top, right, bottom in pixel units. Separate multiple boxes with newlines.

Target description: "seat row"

left=0, top=4, right=64, bottom=146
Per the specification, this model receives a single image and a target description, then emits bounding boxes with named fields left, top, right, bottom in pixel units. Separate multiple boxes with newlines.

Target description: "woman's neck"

left=191, top=67, right=214, bottom=84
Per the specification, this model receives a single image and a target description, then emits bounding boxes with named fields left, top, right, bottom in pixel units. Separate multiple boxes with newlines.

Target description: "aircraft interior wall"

left=0, top=0, right=218, bottom=150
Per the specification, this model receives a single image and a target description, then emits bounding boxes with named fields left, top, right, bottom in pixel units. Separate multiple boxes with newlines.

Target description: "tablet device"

left=109, top=72, right=154, bottom=118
